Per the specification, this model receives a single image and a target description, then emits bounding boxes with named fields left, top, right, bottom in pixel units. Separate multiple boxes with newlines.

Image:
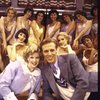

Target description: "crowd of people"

left=0, top=6, right=98, bottom=100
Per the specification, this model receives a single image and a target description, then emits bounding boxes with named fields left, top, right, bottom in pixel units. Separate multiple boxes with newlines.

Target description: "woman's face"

left=7, top=9, right=15, bottom=19
left=57, top=35, right=68, bottom=46
left=17, top=32, right=26, bottom=43
left=25, top=11, right=32, bottom=19
left=27, top=52, right=40, bottom=71
left=63, top=15, right=70, bottom=22
left=37, top=13, right=44, bottom=22
left=76, top=14, right=85, bottom=22
left=50, top=13, right=58, bottom=21
left=84, top=38, right=93, bottom=48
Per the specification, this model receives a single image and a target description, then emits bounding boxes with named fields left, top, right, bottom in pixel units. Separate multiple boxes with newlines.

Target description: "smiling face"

left=36, top=13, right=44, bottom=22
left=25, top=11, right=32, bottom=19
left=17, top=32, right=26, bottom=43
left=84, top=38, right=93, bottom=48
left=57, top=35, right=68, bottom=46
left=42, top=42, right=57, bottom=64
left=7, top=9, right=15, bottom=19
left=50, top=13, right=58, bottom=21
left=27, top=52, right=40, bottom=72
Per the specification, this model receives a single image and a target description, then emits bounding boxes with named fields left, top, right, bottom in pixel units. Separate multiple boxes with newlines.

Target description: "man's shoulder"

left=59, top=54, right=76, bottom=59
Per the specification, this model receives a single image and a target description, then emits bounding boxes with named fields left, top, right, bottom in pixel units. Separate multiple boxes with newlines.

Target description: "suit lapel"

left=58, top=56, right=69, bottom=82
left=44, top=63, right=60, bottom=97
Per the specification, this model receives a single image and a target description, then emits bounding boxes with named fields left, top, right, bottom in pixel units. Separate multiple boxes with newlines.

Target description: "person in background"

left=73, top=10, right=92, bottom=50
left=0, top=7, right=17, bottom=46
left=10, top=7, right=33, bottom=45
left=81, top=35, right=98, bottom=72
left=45, top=9, right=61, bottom=40
left=7, top=28, right=29, bottom=62
left=57, top=32, right=75, bottom=55
left=28, top=11, right=45, bottom=49
left=40, top=38, right=98, bottom=100
left=60, top=13, right=76, bottom=45
left=0, top=7, right=17, bottom=69
left=17, top=7, right=33, bottom=31
left=90, top=6, right=98, bottom=49
left=0, top=47, right=42, bottom=100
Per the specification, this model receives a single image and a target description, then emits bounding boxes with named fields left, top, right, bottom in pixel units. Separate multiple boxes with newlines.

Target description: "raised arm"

left=7, top=21, right=16, bottom=42
left=49, top=21, right=61, bottom=38
left=66, top=20, right=75, bottom=35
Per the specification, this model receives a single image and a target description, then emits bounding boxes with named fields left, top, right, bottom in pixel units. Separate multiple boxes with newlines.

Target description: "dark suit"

left=41, top=54, right=98, bottom=100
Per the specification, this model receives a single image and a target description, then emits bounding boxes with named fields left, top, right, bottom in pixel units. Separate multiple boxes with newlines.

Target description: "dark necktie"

left=55, top=73, right=68, bottom=88
left=51, top=64, right=57, bottom=74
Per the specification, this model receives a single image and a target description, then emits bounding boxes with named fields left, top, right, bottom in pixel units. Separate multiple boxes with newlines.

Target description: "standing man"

left=40, top=38, right=98, bottom=100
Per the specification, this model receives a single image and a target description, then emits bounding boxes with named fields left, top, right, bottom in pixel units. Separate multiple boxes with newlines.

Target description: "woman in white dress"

left=45, top=9, right=61, bottom=40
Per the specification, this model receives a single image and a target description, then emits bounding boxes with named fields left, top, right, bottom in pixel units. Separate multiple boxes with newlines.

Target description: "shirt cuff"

left=3, top=92, right=18, bottom=100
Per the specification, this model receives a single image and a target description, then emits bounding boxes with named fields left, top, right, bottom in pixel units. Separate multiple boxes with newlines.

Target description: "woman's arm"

left=0, top=17, right=7, bottom=51
left=30, top=21, right=40, bottom=44
left=75, top=20, right=92, bottom=41
left=16, top=17, right=22, bottom=30
left=7, top=21, right=17, bottom=42
left=66, top=20, right=75, bottom=35
left=49, top=21, right=61, bottom=38
left=40, top=26, right=45, bottom=42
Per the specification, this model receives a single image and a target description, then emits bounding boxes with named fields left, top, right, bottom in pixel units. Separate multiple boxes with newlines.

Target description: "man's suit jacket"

left=41, top=54, right=98, bottom=100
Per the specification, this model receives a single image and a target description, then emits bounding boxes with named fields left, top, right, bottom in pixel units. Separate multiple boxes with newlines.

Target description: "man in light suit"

left=40, top=38, right=98, bottom=100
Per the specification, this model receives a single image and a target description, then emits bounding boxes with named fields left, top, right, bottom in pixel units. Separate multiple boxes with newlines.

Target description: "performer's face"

left=17, top=32, right=26, bottom=43
left=27, top=52, right=40, bottom=72
left=42, top=42, right=57, bottom=64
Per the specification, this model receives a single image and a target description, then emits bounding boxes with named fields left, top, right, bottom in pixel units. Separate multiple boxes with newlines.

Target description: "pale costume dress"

left=0, top=16, right=16, bottom=45
left=28, top=20, right=44, bottom=49
left=46, top=23, right=60, bottom=40
left=82, top=51, right=98, bottom=72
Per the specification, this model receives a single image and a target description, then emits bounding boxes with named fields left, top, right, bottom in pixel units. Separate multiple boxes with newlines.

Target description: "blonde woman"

left=0, top=47, right=41, bottom=100
left=57, top=32, right=75, bottom=55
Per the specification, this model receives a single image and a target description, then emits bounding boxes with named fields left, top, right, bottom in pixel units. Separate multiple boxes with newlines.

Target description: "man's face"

left=42, top=42, right=57, bottom=64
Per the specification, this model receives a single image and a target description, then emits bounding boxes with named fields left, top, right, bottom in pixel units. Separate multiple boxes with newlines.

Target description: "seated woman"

left=28, top=11, right=45, bottom=49
left=73, top=10, right=92, bottom=49
left=17, top=7, right=33, bottom=31
left=45, top=9, right=61, bottom=40
left=0, top=47, right=42, bottom=100
left=7, top=28, right=29, bottom=62
left=0, top=7, right=17, bottom=47
left=60, top=13, right=76, bottom=44
left=57, top=32, right=75, bottom=55
left=81, top=35, right=98, bottom=72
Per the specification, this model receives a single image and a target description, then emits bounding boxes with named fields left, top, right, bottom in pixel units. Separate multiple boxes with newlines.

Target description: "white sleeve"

left=27, top=93, right=38, bottom=100
left=3, top=92, right=18, bottom=100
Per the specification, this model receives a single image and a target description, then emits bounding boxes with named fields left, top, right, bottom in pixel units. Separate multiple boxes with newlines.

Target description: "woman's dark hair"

left=81, top=35, right=92, bottom=44
left=35, top=11, right=45, bottom=25
left=15, top=28, right=29, bottom=43
left=91, top=6, right=98, bottom=16
left=24, top=7, right=33, bottom=16
left=62, top=13, right=73, bottom=21
left=49, top=9, right=59, bottom=19
left=74, top=10, right=87, bottom=19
